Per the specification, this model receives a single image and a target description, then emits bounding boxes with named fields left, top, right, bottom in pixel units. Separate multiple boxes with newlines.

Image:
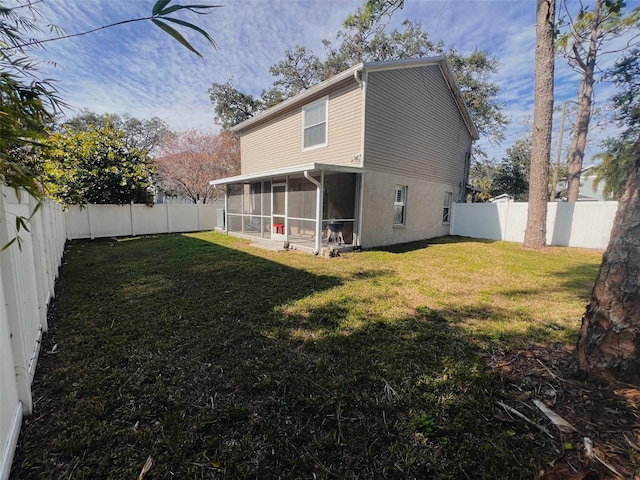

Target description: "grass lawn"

left=11, top=233, right=614, bottom=479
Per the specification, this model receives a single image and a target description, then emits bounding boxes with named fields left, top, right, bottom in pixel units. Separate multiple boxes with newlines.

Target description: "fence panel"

left=132, top=204, right=169, bottom=235
left=88, top=205, right=134, bottom=238
left=65, top=206, right=91, bottom=239
left=0, top=187, right=66, bottom=480
left=548, top=201, right=618, bottom=249
left=65, top=201, right=225, bottom=240
left=169, top=204, right=200, bottom=233
left=198, top=204, right=218, bottom=231
left=0, top=271, right=22, bottom=480
left=451, top=201, right=618, bottom=249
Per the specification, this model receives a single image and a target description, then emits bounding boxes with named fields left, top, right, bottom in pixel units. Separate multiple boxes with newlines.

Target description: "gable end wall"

left=363, top=65, right=472, bottom=185
left=239, top=78, right=363, bottom=175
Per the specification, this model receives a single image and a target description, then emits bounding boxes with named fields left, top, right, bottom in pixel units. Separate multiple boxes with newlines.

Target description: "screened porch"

left=211, top=166, right=363, bottom=253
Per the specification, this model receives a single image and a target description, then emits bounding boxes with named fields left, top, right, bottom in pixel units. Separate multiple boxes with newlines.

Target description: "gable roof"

left=230, top=57, right=479, bottom=140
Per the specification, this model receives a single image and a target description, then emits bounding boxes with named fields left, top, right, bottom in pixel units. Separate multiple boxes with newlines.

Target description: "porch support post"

left=356, top=173, right=364, bottom=248
left=223, top=187, right=229, bottom=233
left=304, top=170, right=323, bottom=255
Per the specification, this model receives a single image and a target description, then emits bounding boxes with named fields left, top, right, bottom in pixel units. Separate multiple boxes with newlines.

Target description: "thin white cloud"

left=25, top=0, right=640, bottom=164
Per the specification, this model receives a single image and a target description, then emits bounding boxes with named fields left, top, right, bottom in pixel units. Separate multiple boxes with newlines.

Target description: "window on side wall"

left=442, top=192, right=452, bottom=224
left=393, top=185, right=407, bottom=226
left=302, top=97, right=328, bottom=150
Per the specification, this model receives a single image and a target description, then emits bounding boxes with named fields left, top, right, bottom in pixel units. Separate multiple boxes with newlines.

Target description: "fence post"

left=449, top=202, right=455, bottom=234
left=129, top=203, right=134, bottom=236
left=0, top=190, right=36, bottom=415
left=167, top=203, right=172, bottom=234
left=503, top=201, right=510, bottom=240
left=28, top=195, right=47, bottom=331
left=87, top=204, right=94, bottom=240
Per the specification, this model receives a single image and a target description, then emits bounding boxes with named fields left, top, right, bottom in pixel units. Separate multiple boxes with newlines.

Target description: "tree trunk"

left=524, top=0, right=555, bottom=249
left=576, top=133, right=640, bottom=385
left=565, top=0, right=600, bottom=202
left=566, top=77, right=594, bottom=201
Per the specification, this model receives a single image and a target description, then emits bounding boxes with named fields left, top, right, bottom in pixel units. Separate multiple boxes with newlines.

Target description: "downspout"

left=356, top=65, right=366, bottom=248
left=353, top=65, right=363, bottom=86
left=304, top=170, right=322, bottom=254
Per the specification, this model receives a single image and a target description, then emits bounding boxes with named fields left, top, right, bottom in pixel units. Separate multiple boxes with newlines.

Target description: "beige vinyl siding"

left=240, top=79, right=363, bottom=175
left=363, top=65, right=472, bottom=184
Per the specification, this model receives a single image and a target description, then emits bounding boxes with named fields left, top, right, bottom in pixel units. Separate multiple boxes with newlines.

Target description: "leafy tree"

left=6, top=0, right=220, bottom=59
left=62, top=110, right=169, bottom=155
left=41, top=126, right=155, bottom=205
left=524, top=0, right=555, bottom=249
left=208, top=80, right=264, bottom=130
left=268, top=45, right=324, bottom=98
left=557, top=0, right=640, bottom=202
left=0, top=0, right=217, bottom=247
left=576, top=44, right=640, bottom=385
left=0, top=3, right=63, bottom=204
left=490, top=137, right=531, bottom=201
left=608, top=47, right=640, bottom=135
left=468, top=157, right=499, bottom=202
left=588, top=47, right=640, bottom=201
left=591, top=136, right=634, bottom=199
left=156, top=129, right=239, bottom=203
left=445, top=48, right=506, bottom=146
left=208, top=0, right=507, bottom=150
left=1, top=0, right=218, bottom=201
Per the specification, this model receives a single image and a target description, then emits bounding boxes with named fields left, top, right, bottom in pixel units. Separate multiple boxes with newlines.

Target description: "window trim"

left=302, top=96, right=328, bottom=151
left=442, top=191, right=452, bottom=224
left=393, top=185, right=408, bottom=226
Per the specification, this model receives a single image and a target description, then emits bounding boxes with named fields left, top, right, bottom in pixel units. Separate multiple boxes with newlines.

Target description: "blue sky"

left=28, top=0, right=640, bottom=162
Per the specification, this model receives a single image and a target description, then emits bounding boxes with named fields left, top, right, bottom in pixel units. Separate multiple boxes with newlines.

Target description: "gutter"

left=304, top=170, right=323, bottom=254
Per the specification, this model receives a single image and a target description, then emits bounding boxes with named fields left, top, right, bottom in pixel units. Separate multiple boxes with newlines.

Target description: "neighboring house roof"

left=230, top=57, right=479, bottom=141
left=556, top=164, right=607, bottom=201
left=488, top=193, right=513, bottom=203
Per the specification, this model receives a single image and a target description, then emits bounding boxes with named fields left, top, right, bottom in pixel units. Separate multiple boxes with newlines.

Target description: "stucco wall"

left=361, top=170, right=457, bottom=248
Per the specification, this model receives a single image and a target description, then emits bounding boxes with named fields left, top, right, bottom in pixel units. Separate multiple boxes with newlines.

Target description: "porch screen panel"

left=262, top=181, right=271, bottom=217
left=273, top=186, right=285, bottom=217
left=288, top=219, right=316, bottom=240
left=323, top=174, right=356, bottom=219
left=227, top=214, right=243, bottom=233
left=288, top=178, right=316, bottom=220
left=227, top=184, right=242, bottom=214
left=243, top=184, right=252, bottom=214
left=248, top=182, right=262, bottom=215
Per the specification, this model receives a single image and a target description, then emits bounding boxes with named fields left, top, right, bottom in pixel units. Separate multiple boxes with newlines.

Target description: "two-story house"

left=210, top=57, right=479, bottom=253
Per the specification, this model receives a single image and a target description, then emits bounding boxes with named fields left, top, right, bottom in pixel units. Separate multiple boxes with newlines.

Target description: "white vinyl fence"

left=65, top=201, right=224, bottom=240
left=0, top=187, right=66, bottom=480
left=450, top=201, right=618, bottom=249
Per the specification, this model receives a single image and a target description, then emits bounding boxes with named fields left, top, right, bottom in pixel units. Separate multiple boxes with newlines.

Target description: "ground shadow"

left=548, top=261, right=600, bottom=302
left=9, top=232, right=620, bottom=480
left=369, top=235, right=497, bottom=254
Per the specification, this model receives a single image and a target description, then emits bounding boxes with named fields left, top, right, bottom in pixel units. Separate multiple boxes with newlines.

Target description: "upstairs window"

left=393, top=185, right=407, bottom=226
left=302, top=97, right=328, bottom=150
left=442, top=192, right=452, bottom=223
